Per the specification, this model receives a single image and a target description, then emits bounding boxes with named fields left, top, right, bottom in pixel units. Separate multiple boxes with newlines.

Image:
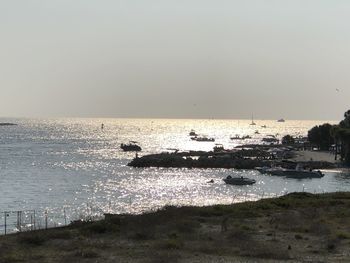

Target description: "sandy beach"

left=291, top=150, right=339, bottom=164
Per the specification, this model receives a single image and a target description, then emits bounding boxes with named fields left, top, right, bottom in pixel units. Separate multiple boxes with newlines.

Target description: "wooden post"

left=19, top=211, right=22, bottom=232
left=33, top=210, right=36, bottom=230
left=4, top=212, right=7, bottom=235
left=45, top=210, right=48, bottom=230
left=64, top=207, right=67, bottom=226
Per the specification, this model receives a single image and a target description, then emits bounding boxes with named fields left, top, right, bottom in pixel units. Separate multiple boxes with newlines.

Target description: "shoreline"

left=1, top=192, right=349, bottom=262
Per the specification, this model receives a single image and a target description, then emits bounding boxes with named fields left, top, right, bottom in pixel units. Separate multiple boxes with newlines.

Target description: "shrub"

left=18, top=233, right=47, bottom=246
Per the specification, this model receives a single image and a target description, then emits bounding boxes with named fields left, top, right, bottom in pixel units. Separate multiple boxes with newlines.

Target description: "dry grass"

left=0, top=192, right=349, bottom=262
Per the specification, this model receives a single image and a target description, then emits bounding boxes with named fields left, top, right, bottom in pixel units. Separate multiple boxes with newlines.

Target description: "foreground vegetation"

left=1, top=192, right=350, bottom=262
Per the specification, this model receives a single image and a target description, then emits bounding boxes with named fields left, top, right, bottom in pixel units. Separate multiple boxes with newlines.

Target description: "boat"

left=255, top=130, right=260, bottom=134
left=250, top=114, right=256, bottom=125
left=223, top=175, right=256, bottom=185
left=261, top=125, right=267, bottom=128
left=257, top=165, right=324, bottom=178
left=277, top=119, right=285, bottom=122
left=120, top=141, right=142, bottom=152
left=230, top=135, right=251, bottom=140
left=189, top=130, right=198, bottom=136
left=191, top=136, right=215, bottom=142
left=262, top=135, right=279, bottom=143
left=264, top=166, right=287, bottom=176
left=284, top=170, right=324, bottom=179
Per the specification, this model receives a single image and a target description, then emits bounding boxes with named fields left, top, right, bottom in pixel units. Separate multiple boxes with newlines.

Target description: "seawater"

left=0, top=118, right=349, bottom=231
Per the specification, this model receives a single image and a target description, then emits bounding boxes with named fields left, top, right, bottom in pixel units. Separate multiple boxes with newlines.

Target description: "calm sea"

left=0, top=118, right=349, bottom=232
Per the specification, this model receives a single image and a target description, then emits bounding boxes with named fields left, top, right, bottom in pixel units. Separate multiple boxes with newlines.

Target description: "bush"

left=80, top=221, right=109, bottom=235
left=158, top=238, right=184, bottom=250
left=18, top=233, right=47, bottom=246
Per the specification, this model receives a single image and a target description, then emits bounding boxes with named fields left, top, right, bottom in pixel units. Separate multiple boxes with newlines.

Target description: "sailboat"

left=250, top=114, right=256, bottom=125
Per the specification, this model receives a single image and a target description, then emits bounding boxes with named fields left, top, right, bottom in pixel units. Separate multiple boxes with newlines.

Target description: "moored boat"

left=223, top=175, right=256, bottom=185
left=284, top=170, right=324, bottom=179
left=262, top=135, right=279, bottom=143
left=189, top=130, right=198, bottom=136
left=256, top=165, right=324, bottom=179
left=191, top=136, right=215, bottom=142
left=121, top=141, right=142, bottom=152
left=230, top=135, right=251, bottom=140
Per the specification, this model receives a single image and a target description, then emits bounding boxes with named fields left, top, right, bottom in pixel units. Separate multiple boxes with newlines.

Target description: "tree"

left=332, top=110, right=350, bottom=164
left=307, top=123, right=334, bottom=151
left=281, top=135, right=295, bottom=145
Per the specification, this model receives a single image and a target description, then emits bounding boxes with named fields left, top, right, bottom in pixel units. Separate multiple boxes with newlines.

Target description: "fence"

left=0, top=205, right=105, bottom=236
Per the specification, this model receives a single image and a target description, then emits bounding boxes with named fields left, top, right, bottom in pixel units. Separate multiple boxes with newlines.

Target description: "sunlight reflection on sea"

left=0, top=118, right=347, bottom=230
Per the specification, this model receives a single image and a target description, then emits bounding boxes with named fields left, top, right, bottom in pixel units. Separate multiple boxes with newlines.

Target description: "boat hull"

left=223, top=178, right=256, bottom=185
left=284, top=170, right=324, bottom=178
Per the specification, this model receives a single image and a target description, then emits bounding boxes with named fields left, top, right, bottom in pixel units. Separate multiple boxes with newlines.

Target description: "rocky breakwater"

left=127, top=152, right=271, bottom=169
left=127, top=149, right=336, bottom=170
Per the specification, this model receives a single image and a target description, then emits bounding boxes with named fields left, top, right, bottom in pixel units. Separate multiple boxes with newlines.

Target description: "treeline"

left=307, top=110, right=350, bottom=164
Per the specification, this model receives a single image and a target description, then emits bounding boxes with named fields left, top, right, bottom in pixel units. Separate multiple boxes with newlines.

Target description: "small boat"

left=120, top=141, right=142, bottom=152
left=189, top=130, right=198, bottom=136
left=261, top=125, right=267, bottom=128
left=191, top=136, right=215, bottom=142
left=277, top=119, right=285, bottom=122
left=255, top=130, right=260, bottom=134
left=262, top=135, right=279, bottom=143
left=230, top=135, right=251, bottom=140
left=223, top=175, right=256, bottom=185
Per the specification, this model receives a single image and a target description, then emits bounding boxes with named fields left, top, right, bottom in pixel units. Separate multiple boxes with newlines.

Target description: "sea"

left=0, top=118, right=349, bottom=233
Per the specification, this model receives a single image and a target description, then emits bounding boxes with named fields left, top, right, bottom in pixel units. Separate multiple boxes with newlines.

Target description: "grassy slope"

left=0, top=192, right=350, bottom=263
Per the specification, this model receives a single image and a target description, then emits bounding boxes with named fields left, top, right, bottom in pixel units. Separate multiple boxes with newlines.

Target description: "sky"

left=0, top=0, right=350, bottom=120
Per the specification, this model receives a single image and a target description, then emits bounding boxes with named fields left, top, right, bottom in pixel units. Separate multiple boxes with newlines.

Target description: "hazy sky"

left=1, top=1, right=349, bottom=120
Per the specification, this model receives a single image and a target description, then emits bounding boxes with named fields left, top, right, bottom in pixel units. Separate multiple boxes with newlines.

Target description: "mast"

left=250, top=114, right=256, bottom=125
